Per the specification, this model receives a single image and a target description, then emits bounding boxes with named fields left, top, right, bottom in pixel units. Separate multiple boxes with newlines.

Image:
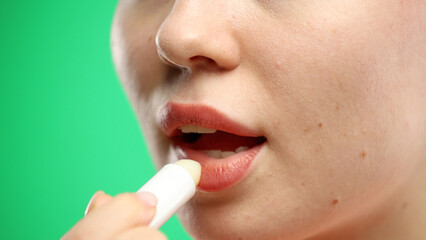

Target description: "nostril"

left=189, top=55, right=219, bottom=70
left=189, top=55, right=214, bottom=63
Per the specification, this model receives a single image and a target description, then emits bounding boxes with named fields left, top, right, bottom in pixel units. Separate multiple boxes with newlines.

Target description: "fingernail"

left=135, top=191, right=157, bottom=207
left=84, top=190, right=104, bottom=216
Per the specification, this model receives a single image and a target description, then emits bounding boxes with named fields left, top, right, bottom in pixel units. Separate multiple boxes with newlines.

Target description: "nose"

left=155, top=1, right=240, bottom=72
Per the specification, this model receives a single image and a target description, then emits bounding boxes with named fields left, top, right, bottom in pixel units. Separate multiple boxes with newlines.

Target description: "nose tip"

left=155, top=3, right=240, bottom=72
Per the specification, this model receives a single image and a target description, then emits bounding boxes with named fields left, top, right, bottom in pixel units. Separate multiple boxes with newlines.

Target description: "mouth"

left=158, top=102, right=267, bottom=192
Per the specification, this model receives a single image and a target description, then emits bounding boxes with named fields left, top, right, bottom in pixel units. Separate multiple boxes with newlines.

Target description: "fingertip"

left=135, top=191, right=158, bottom=208
left=134, top=192, right=157, bottom=225
left=113, top=193, right=157, bottom=225
left=85, top=190, right=111, bottom=216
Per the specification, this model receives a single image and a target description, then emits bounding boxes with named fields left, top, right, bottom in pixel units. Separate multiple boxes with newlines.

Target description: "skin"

left=64, top=0, right=426, bottom=239
left=62, top=191, right=167, bottom=240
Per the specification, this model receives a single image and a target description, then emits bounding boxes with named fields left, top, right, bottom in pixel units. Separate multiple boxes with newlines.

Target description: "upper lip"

left=158, top=102, right=262, bottom=138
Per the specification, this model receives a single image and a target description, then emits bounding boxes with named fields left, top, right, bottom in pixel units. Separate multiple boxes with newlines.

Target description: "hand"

left=62, top=191, right=167, bottom=240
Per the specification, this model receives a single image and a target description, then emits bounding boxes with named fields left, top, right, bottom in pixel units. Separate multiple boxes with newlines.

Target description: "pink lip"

left=158, top=103, right=261, bottom=137
left=175, top=144, right=264, bottom=191
left=158, top=102, right=265, bottom=192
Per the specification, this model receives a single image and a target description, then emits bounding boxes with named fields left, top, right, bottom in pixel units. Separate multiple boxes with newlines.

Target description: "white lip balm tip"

left=175, top=159, right=201, bottom=186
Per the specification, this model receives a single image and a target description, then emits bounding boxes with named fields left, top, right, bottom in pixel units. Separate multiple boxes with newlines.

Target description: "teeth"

left=203, top=150, right=223, bottom=158
left=203, top=147, right=249, bottom=159
left=221, top=151, right=235, bottom=158
left=179, top=125, right=217, bottom=134
left=235, top=146, right=249, bottom=153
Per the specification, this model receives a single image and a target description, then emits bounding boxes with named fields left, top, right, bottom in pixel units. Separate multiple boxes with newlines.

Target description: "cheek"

left=112, top=23, right=161, bottom=102
left=112, top=2, right=175, bottom=166
left=244, top=0, right=420, bottom=227
left=112, top=0, right=174, bottom=103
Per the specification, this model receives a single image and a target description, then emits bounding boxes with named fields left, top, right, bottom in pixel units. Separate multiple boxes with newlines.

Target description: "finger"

left=115, top=226, right=167, bottom=240
left=67, top=192, right=157, bottom=240
left=85, top=191, right=113, bottom=216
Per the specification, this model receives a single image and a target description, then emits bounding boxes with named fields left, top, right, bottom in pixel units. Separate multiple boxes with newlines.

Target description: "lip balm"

left=137, top=159, right=201, bottom=229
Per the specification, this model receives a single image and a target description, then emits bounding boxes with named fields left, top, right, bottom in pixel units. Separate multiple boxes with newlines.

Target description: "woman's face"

left=112, top=1, right=426, bottom=239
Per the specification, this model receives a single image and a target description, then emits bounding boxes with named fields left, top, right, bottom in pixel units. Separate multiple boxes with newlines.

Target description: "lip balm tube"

left=137, top=159, right=201, bottom=229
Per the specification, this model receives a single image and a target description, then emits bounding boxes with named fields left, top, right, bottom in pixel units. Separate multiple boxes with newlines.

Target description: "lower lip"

left=174, top=144, right=264, bottom=192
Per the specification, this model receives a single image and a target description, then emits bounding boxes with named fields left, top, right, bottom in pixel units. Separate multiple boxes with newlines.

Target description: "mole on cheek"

left=318, top=122, right=323, bottom=128
left=332, top=199, right=339, bottom=206
left=360, top=151, right=367, bottom=158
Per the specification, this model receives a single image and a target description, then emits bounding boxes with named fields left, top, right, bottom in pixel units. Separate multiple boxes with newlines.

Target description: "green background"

left=0, top=1, right=191, bottom=239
